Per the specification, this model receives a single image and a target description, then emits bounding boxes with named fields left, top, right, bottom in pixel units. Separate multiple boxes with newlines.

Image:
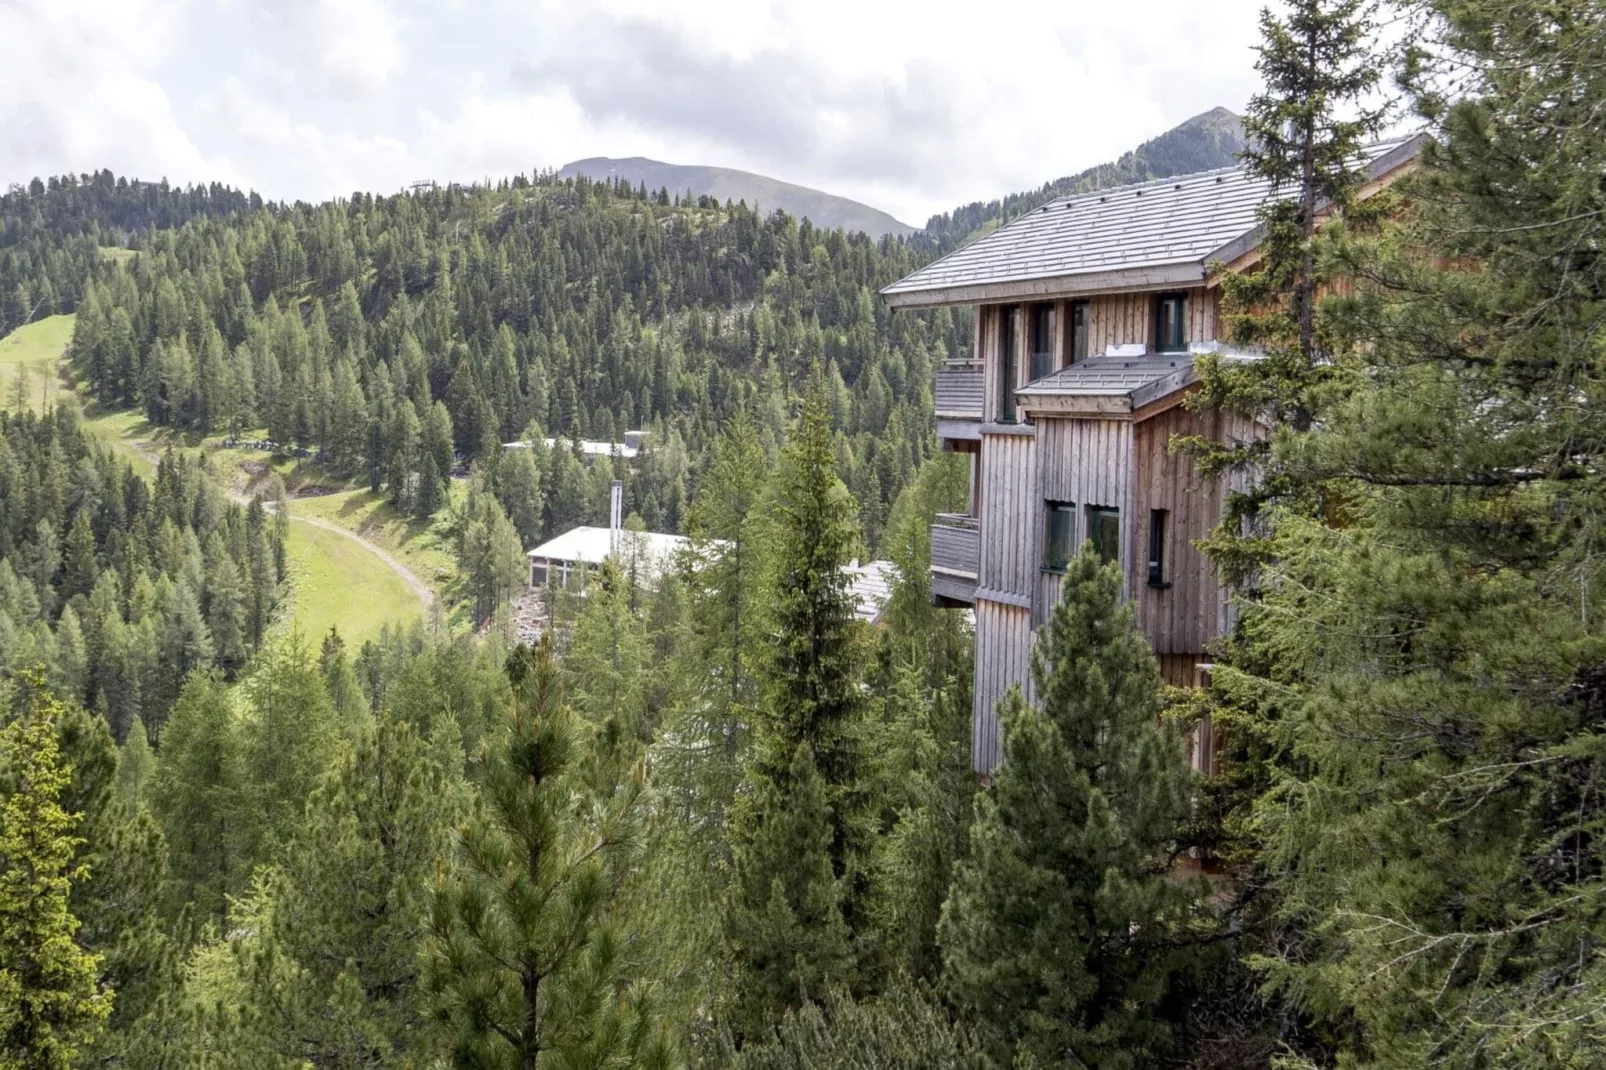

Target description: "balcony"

left=935, top=361, right=984, bottom=440
left=931, top=513, right=979, bottom=606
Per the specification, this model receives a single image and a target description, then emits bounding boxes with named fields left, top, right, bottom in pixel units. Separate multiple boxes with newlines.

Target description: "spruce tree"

left=939, top=549, right=1209, bottom=1067
left=726, top=366, right=870, bottom=1033
left=1182, top=0, right=1388, bottom=578
left=422, top=639, right=675, bottom=1069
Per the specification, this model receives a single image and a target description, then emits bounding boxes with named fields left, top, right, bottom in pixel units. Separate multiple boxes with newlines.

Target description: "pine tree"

left=0, top=701, right=110, bottom=1066
left=422, top=639, right=676, bottom=1069
left=939, top=549, right=1210, bottom=1067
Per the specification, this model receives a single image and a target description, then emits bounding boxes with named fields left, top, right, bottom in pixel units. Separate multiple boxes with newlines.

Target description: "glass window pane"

left=1071, top=301, right=1089, bottom=363
left=1087, top=506, right=1120, bottom=564
left=1031, top=305, right=1056, bottom=380
left=1044, top=502, right=1075, bottom=571
left=1001, top=306, right=1019, bottom=422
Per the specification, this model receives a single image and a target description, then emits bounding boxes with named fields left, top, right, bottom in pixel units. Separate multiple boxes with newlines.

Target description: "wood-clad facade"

left=882, top=137, right=1425, bottom=773
left=942, top=285, right=1251, bottom=771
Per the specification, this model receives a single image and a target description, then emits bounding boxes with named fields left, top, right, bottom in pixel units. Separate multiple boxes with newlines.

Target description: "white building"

left=504, top=430, right=647, bottom=467
left=526, top=525, right=689, bottom=590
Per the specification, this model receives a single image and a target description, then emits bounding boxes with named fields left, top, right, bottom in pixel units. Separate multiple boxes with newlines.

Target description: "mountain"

left=917, top=107, right=1247, bottom=253
left=555, top=157, right=917, bottom=239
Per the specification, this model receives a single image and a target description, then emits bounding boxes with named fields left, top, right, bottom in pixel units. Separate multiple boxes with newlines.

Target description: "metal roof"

left=882, top=136, right=1425, bottom=309
left=1015, top=345, right=1262, bottom=414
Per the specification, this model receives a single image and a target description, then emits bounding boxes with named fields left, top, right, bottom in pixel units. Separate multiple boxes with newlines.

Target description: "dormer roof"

left=881, top=135, right=1426, bottom=310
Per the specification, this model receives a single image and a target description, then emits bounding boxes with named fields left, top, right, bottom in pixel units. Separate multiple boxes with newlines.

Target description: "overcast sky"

left=0, top=0, right=1268, bottom=227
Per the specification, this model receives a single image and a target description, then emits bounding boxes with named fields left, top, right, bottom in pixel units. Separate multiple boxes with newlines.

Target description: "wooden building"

left=883, top=137, right=1424, bottom=772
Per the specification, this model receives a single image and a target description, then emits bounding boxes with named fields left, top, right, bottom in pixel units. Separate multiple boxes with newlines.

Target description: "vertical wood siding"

left=1131, top=403, right=1259, bottom=655
left=977, top=430, right=1040, bottom=599
left=973, top=598, right=1034, bottom=772
left=1085, top=287, right=1217, bottom=355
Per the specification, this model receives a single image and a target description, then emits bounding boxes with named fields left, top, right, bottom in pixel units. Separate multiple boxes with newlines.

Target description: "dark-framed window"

left=1030, top=304, right=1056, bottom=381
left=1147, top=509, right=1171, bottom=588
left=1044, top=501, right=1077, bottom=572
left=1086, top=505, right=1121, bottom=564
left=1154, top=292, right=1189, bottom=354
left=1000, top=305, right=1021, bottom=422
left=1070, top=299, right=1090, bottom=363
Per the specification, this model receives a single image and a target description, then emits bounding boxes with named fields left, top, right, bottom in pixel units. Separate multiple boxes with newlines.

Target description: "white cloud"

left=1, top=0, right=1270, bottom=225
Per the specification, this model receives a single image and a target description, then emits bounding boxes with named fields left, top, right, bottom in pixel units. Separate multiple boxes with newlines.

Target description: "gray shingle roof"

left=882, top=136, right=1424, bottom=309
left=1019, top=354, right=1192, bottom=398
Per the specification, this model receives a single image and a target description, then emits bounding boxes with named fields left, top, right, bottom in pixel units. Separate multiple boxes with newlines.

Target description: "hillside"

left=918, top=106, right=1246, bottom=253
left=556, top=156, right=917, bottom=239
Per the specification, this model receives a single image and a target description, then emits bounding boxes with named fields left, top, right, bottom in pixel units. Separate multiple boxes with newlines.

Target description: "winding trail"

left=128, top=438, right=436, bottom=612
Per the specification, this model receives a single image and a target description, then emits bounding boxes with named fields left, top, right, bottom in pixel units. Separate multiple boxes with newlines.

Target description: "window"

left=1030, top=304, right=1056, bottom=381
left=1154, top=292, right=1189, bottom=353
left=1044, top=501, right=1077, bottom=572
left=1086, top=505, right=1121, bottom=564
left=1147, top=509, right=1170, bottom=588
left=1070, top=300, right=1090, bottom=363
left=1000, top=306, right=1021, bottom=422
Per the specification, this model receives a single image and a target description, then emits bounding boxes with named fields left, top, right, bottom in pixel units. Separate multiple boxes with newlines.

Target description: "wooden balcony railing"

left=935, top=363, right=984, bottom=421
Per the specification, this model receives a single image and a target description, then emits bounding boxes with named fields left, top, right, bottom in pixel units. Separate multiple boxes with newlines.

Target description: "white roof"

left=527, top=526, right=688, bottom=570
left=845, top=559, right=895, bottom=623
left=504, top=437, right=640, bottom=460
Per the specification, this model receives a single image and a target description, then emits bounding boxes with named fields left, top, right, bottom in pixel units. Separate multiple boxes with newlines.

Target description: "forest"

left=2, top=0, right=1605, bottom=1066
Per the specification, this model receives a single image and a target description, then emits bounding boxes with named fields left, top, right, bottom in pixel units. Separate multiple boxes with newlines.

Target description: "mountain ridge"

left=556, top=157, right=917, bottom=239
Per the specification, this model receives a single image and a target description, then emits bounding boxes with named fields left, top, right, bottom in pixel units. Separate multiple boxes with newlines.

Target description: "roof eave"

left=881, top=261, right=1206, bottom=310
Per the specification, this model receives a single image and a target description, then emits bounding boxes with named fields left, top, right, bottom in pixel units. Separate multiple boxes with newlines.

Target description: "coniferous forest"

left=3, top=0, right=1606, bottom=1066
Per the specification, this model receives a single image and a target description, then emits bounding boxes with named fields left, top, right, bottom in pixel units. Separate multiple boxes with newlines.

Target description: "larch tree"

left=0, top=699, right=110, bottom=1067
left=148, top=670, right=243, bottom=928
left=1221, top=0, right=1606, bottom=1064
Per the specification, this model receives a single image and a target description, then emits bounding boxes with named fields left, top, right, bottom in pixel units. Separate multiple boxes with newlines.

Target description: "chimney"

left=609, top=480, right=623, bottom=556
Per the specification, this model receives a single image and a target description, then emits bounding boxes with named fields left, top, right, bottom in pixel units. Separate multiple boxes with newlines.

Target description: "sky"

left=0, top=0, right=1269, bottom=228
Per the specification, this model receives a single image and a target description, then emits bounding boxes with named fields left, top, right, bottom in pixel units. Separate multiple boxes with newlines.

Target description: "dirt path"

left=129, top=437, right=437, bottom=611
left=275, top=508, right=437, bottom=609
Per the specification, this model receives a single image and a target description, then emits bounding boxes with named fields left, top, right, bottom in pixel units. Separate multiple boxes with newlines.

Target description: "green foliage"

left=719, top=981, right=983, bottom=1070
left=458, top=475, right=528, bottom=626
left=226, top=710, right=468, bottom=1065
left=725, top=369, right=874, bottom=1032
left=0, top=691, right=110, bottom=1067
left=0, top=411, right=285, bottom=738
left=149, top=671, right=243, bottom=928
left=1194, top=2, right=1606, bottom=1064
left=1181, top=0, right=1388, bottom=582
left=939, top=549, right=1211, bottom=1068
left=237, top=632, right=341, bottom=865
left=423, top=639, right=676, bottom=1068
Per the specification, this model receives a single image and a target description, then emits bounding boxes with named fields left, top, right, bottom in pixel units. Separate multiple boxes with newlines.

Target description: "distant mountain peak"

left=555, top=157, right=915, bottom=239
left=917, top=108, right=1247, bottom=251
